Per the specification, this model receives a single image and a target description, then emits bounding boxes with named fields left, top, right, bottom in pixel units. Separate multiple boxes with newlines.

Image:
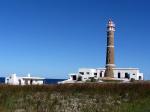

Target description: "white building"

left=6, top=74, right=45, bottom=85
left=58, top=68, right=144, bottom=83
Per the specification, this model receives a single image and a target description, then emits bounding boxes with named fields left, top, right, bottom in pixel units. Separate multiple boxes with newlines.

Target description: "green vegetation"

left=101, top=79, right=123, bottom=83
left=0, top=82, right=150, bottom=112
left=77, top=76, right=82, bottom=81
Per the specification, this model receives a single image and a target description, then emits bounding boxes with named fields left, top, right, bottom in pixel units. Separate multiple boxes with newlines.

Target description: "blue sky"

left=0, top=0, right=150, bottom=79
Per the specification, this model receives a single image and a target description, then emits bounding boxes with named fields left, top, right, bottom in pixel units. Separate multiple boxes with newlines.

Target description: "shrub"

left=77, top=76, right=82, bottom=81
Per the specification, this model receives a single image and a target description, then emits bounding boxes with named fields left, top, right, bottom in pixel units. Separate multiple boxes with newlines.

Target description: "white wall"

left=77, top=68, right=144, bottom=81
left=6, top=74, right=44, bottom=85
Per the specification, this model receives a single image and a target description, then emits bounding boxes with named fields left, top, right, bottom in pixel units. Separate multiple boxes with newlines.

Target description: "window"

left=86, top=72, right=90, bottom=74
left=118, top=72, right=121, bottom=78
left=79, top=72, right=84, bottom=75
left=94, top=73, right=97, bottom=76
left=125, top=73, right=130, bottom=79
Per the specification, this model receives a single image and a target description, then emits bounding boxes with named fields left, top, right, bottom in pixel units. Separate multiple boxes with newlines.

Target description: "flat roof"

left=21, top=77, right=45, bottom=80
left=79, top=68, right=139, bottom=70
left=97, top=68, right=139, bottom=70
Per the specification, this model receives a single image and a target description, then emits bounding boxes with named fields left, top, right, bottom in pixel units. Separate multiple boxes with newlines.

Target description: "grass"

left=0, top=82, right=150, bottom=112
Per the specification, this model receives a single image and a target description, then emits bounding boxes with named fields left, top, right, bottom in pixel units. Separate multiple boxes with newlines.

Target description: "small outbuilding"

left=6, top=74, right=45, bottom=85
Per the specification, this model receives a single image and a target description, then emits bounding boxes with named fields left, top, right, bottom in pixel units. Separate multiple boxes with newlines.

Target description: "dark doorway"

left=118, top=72, right=121, bottom=78
left=139, top=76, right=142, bottom=80
left=30, top=79, right=33, bottom=85
left=100, top=71, right=103, bottom=77
left=72, top=75, right=76, bottom=80
left=125, top=73, right=130, bottom=79
left=18, top=79, right=21, bottom=85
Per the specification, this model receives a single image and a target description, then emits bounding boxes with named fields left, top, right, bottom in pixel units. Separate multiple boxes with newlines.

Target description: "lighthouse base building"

left=58, top=68, right=143, bottom=83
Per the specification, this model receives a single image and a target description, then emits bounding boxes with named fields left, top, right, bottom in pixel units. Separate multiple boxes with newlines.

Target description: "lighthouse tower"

left=104, top=20, right=115, bottom=78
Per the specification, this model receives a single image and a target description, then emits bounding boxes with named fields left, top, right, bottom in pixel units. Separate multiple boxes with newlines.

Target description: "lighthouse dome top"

left=107, top=19, right=115, bottom=31
left=107, top=19, right=115, bottom=27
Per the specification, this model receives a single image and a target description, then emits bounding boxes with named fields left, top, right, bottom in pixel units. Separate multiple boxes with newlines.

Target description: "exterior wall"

left=32, top=80, right=43, bottom=85
left=6, top=74, right=44, bottom=85
left=106, top=31, right=115, bottom=65
left=75, top=68, right=144, bottom=81
left=6, top=74, right=19, bottom=85
left=77, top=68, right=97, bottom=81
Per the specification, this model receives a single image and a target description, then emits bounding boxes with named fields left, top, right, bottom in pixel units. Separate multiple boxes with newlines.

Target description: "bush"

left=77, top=76, right=82, bottom=81
left=90, top=77, right=96, bottom=82
left=130, top=78, right=135, bottom=82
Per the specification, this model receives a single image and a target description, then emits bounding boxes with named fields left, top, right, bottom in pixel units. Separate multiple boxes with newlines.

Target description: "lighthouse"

left=104, top=20, right=115, bottom=78
left=59, top=19, right=144, bottom=84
